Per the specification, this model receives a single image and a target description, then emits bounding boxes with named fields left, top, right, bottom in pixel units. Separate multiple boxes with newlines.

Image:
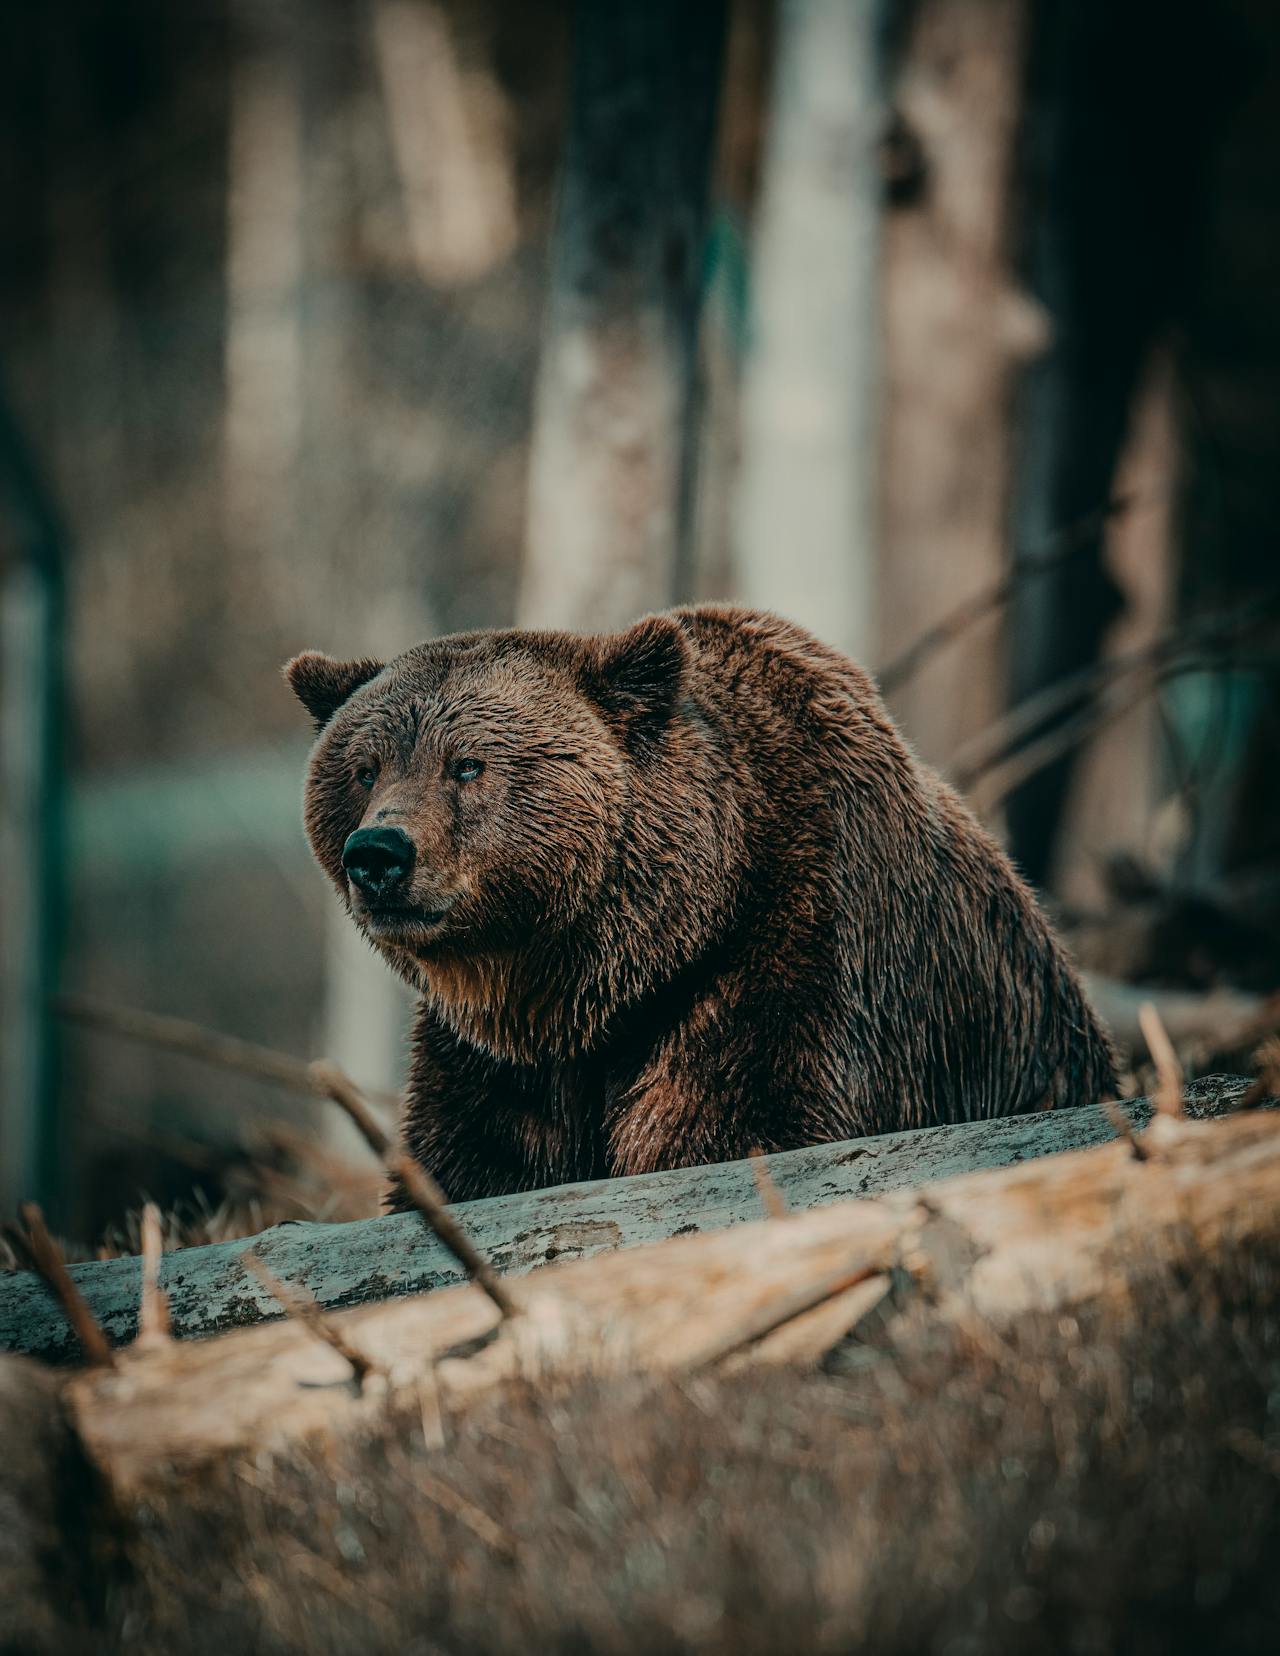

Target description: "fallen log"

left=0, top=1074, right=1262, bottom=1362
left=61, top=1100, right=1280, bottom=1497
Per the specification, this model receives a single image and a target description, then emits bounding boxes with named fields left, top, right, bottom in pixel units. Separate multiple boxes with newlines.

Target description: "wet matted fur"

left=289, top=607, right=1116, bottom=1200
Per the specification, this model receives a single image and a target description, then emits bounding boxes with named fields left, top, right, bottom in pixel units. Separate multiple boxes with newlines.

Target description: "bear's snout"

left=342, top=826, right=415, bottom=901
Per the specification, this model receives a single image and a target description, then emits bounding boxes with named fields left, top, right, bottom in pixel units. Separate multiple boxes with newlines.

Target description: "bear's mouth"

left=357, top=898, right=456, bottom=942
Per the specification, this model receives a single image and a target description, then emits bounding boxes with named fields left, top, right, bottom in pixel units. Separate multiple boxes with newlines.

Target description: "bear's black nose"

left=342, top=826, right=415, bottom=899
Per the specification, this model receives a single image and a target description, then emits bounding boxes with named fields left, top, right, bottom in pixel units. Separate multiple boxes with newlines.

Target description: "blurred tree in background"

left=1, top=0, right=1278, bottom=1236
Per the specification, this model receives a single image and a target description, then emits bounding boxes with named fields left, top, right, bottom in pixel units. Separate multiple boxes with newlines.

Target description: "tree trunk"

left=518, top=0, right=728, bottom=631
left=222, top=0, right=303, bottom=585
left=1004, top=0, right=1221, bottom=887
left=732, top=0, right=882, bottom=663
left=876, top=0, right=1040, bottom=766
left=0, top=392, right=67, bottom=1223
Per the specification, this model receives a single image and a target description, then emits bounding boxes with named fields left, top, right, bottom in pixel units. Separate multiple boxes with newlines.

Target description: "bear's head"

left=286, top=616, right=702, bottom=989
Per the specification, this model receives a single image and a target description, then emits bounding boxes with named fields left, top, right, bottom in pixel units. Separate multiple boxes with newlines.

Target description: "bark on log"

left=62, top=1100, right=1280, bottom=1498
left=0, top=1075, right=1259, bottom=1363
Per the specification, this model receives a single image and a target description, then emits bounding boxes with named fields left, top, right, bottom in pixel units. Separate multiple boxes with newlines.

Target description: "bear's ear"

left=284, top=652, right=383, bottom=731
left=584, top=615, right=689, bottom=738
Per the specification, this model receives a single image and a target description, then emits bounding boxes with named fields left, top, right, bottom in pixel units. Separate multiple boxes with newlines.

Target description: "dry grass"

left=0, top=1126, right=383, bottom=1273
left=95, top=1125, right=385, bottom=1254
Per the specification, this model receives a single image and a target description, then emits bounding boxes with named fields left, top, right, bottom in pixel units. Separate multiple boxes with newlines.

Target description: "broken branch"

left=57, top=994, right=401, bottom=1120
left=15, top=1205, right=116, bottom=1369
left=240, top=1249, right=378, bottom=1389
left=876, top=492, right=1141, bottom=695
left=393, top=1154, right=517, bottom=1321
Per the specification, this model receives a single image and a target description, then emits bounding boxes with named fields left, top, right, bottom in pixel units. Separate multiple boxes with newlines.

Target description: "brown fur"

left=288, top=606, right=1116, bottom=1202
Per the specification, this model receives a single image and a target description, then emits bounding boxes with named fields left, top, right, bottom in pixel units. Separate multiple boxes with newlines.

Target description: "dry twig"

left=241, top=1248, right=379, bottom=1389
left=307, top=1059, right=394, bottom=1157
left=45, top=995, right=516, bottom=1340
left=1101, top=1099, right=1151, bottom=1163
left=949, top=587, right=1280, bottom=794
left=13, top=1204, right=116, bottom=1366
left=966, top=665, right=1165, bottom=814
left=876, top=493, right=1140, bottom=695
left=57, top=994, right=401, bottom=1120
left=393, top=1154, right=518, bottom=1321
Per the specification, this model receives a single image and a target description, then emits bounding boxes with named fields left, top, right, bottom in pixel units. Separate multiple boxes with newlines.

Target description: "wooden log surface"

left=0, top=1075, right=1260, bottom=1362
left=63, top=1098, right=1280, bottom=1498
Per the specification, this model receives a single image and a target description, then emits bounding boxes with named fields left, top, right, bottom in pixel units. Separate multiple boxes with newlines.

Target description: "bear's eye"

left=355, top=761, right=378, bottom=791
left=452, top=757, right=485, bottom=783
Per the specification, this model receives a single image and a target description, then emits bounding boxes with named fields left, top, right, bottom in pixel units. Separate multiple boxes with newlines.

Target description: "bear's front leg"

left=392, top=1007, right=607, bottom=1206
left=603, top=976, right=851, bottom=1178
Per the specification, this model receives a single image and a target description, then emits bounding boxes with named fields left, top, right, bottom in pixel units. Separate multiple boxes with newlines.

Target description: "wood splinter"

left=692, top=1260, right=886, bottom=1370
left=135, top=1202, right=171, bottom=1349
left=1138, top=999, right=1184, bottom=1118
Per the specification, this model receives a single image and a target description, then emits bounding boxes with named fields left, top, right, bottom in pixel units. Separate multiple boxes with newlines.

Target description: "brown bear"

left=287, top=605, right=1116, bottom=1202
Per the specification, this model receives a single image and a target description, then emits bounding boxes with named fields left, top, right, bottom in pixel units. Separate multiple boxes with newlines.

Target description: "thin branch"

left=305, top=1063, right=514, bottom=1321
left=1101, top=1099, right=1151, bottom=1163
left=392, top=1153, right=518, bottom=1320
left=969, top=643, right=1280, bottom=813
left=877, top=492, right=1142, bottom=695
left=966, top=662, right=1166, bottom=813
left=241, top=1248, right=378, bottom=1389
left=307, top=1059, right=393, bottom=1157
left=58, top=993, right=517, bottom=1330
left=15, top=1203, right=117, bottom=1366
left=57, top=995, right=401, bottom=1118
left=949, top=589, right=1280, bottom=792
